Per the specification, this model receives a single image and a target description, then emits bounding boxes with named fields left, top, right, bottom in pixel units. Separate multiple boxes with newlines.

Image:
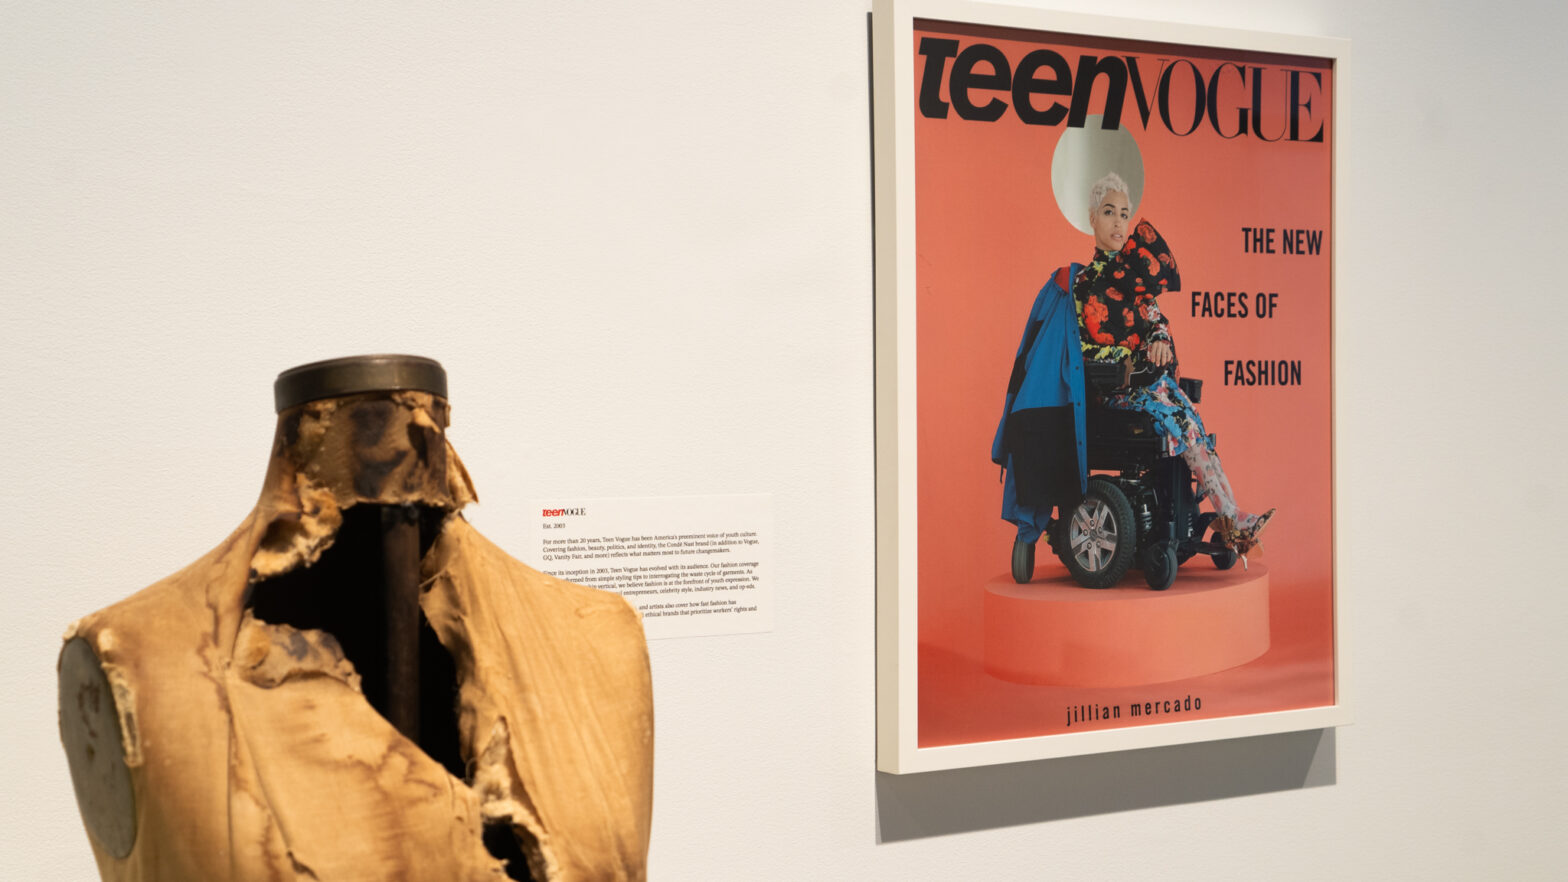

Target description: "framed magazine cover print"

left=873, top=0, right=1350, bottom=773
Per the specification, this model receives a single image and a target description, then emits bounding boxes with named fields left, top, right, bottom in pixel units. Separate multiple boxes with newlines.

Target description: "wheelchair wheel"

left=1011, top=539, right=1035, bottom=584
left=1142, top=542, right=1178, bottom=591
left=1056, top=478, right=1136, bottom=589
left=1211, top=545, right=1238, bottom=571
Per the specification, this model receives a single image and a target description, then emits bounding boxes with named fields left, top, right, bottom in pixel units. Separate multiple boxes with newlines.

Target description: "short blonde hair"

left=1088, top=172, right=1130, bottom=222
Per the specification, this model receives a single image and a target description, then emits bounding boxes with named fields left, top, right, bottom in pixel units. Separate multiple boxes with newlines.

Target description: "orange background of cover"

left=911, top=23, right=1335, bottom=746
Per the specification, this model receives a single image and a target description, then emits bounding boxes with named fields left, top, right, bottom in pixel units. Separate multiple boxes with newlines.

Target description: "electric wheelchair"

left=1010, top=361, right=1238, bottom=591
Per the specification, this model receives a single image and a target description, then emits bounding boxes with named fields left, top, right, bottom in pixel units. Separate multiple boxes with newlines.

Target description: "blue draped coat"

left=991, top=265, right=1088, bottom=543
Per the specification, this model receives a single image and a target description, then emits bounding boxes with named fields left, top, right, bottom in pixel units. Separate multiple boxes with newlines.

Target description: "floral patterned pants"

left=1102, top=374, right=1262, bottom=529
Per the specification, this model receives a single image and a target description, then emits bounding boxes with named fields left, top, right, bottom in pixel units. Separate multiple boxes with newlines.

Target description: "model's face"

left=1091, top=190, right=1131, bottom=252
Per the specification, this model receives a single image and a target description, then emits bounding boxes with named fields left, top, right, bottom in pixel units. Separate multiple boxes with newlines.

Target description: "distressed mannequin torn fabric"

left=58, top=392, right=653, bottom=882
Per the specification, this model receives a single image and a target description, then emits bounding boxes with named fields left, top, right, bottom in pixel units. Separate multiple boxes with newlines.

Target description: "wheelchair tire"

left=1142, top=542, right=1178, bottom=591
left=1011, top=539, right=1035, bottom=584
left=1056, top=478, right=1136, bottom=589
left=1211, top=546, right=1238, bottom=571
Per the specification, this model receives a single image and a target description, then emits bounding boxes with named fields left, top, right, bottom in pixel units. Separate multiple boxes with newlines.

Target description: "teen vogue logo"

left=540, top=508, right=587, bottom=517
left=917, top=37, right=1326, bottom=142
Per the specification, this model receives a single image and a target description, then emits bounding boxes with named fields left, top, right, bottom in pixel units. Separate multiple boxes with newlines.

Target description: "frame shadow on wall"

left=875, top=727, right=1334, bottom=841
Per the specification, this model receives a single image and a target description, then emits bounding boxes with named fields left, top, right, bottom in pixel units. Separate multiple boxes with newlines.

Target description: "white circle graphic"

left=1051, top=115, right=1146, bottom=234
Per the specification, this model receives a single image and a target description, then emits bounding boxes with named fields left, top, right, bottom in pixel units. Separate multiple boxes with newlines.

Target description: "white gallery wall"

left=2, top=1, right=1563, bottom=878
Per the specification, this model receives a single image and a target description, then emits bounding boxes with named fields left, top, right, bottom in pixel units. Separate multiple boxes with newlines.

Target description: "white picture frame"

left=873, top=0, right=1351, bottom=773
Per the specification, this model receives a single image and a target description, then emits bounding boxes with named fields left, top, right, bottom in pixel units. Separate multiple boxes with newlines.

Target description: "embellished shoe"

left=1217, top=508, right=1275, bottom=558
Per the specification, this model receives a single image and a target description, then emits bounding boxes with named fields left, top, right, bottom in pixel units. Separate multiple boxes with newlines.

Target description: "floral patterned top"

left=1073, top=219, right=1182, bottom=373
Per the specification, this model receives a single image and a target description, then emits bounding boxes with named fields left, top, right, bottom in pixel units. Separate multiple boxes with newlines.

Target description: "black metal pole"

left=382, top=504, right=420, bottom=743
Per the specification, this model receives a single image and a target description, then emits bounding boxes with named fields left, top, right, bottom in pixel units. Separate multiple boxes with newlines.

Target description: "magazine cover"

left=875, top=1, right=1347, bottom=772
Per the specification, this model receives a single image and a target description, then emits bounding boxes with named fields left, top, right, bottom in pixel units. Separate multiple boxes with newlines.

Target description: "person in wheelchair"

left=992, top=172, right=1274, bottom=588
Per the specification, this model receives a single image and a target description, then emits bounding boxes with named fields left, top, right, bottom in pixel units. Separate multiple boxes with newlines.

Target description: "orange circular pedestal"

left=983, top=564, right=1270, bottom=687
